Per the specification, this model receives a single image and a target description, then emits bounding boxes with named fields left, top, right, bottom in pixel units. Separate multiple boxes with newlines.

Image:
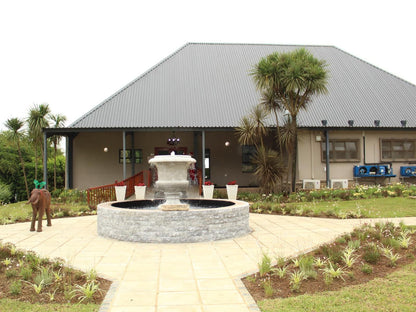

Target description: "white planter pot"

left=115, top=186, right=127, bottom=201
left=226, top=184, right=238, bottom=200
left=202, top=185, right=214, bottom=199
left=134, top=186, right=146, bottom=200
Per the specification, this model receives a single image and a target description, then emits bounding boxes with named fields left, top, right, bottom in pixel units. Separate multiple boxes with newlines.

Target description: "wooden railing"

left=87, top=171, right=146, bottom=209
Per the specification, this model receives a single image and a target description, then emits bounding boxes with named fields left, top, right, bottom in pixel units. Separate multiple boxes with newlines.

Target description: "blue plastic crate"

left=400, top=166, right=416, bottom=177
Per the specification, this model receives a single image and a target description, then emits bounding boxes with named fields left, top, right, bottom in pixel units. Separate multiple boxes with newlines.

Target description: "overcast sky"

left=1, top=0, right=415, bottom=131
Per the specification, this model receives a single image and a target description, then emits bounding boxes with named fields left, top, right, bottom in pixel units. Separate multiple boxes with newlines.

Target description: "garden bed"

left=243, top=222, right=416, bottom=302
left=0, top=243, right=111, bottom=305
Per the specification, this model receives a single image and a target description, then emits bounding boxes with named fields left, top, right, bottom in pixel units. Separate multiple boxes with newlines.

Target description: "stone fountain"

left=97, top=154, right=250, bottom=243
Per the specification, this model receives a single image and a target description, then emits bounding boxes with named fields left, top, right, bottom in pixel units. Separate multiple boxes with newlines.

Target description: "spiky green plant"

left=342, top=248, right=357, bottom=268
left=258, top=253, right=272, bottom=277
left=72, top=281, right=101, bottom=303
left=321, top=262, right=345, bottom=284
left=313, top=257, right=326, bottom=268
left=271, top=266, right=288, bottom=278
left=289, top=270, right=306, bottom=292
left=398, top=233, right=411, bottom=249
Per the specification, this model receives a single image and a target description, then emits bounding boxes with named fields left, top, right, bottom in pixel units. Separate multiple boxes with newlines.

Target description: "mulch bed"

left=243, top=227, right=416, bottom=302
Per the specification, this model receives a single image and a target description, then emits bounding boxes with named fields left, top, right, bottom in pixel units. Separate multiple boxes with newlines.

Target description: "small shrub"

left=20, top=266, right=33, bottom=281
left=275, top=256, right=286, bottom=268
left=347, top=239, right=361, bottom=250
left=34, top=267, right=54, bottom=286
left=328, top=248, right=343, bottom=264
left=382, top=237, right=401, bottom=250
left=26, top=252, right=41, bottom=269
left=262, top=280, right=274, bottom=297
left=363, top=243, right=381, bottom=264
left=5, top=268, right=18, bottom=279
left=336, top=237, right=347, bottom=244
left=0, top=182, right=13, bottom=204
left=298, top=255, right=317, bottom=279
left=9, top=280, right=22, bottom=295
left=361, top=263, right=373, bottom=274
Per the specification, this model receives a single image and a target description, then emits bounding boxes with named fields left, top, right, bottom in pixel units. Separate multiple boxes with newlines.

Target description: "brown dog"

left=28, top=188, right=52, bottom=232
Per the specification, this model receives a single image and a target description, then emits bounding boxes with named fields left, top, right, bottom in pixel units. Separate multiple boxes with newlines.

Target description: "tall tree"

left=49, top=114, right=67, bottom=190
left=4, top=118, right=30, bottom=199
left=28, top=103, right=50, bottom=180
left=252, top=48, right=328, bottom=192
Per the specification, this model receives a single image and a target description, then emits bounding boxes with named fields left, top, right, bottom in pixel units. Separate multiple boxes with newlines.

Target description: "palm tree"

left=236, top=105, right=285, bottom=193
left=4, top=118, right=30, bottom=199
left=49, top=114, right=67, bottom=190
left=252, top=146, right=286, bottom=194
left=28, top=103, right=50, bottom=180
left=252, top=48, right=328, bottom=192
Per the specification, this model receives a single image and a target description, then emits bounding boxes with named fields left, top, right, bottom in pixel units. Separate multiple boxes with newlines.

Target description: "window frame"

left=119, top=149, right=143, bottom=164
left=242, top=145, right=256, bottom=173
left=380, top=139, right=416, bottom=161
left=321, top=139, right=360, bottom=163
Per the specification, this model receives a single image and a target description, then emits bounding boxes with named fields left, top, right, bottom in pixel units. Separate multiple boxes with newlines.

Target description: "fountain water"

left=97, top=154, right=250, bottom=243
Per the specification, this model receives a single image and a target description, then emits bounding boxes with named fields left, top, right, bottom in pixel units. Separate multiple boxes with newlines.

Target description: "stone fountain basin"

left=97, top=199, right=250, bottom=243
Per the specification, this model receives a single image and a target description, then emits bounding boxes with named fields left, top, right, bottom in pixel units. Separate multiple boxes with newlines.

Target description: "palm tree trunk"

left=34, top=146, right=38, bottom=180
left=53, top=142, right=57, bottom=190
left=40, top=138, right=44, bottom=176
left=17, top=139, right=30, bottom=199
left=291, top=118, right=298, bottom=193
left=273, top=110, right=283, bottom=156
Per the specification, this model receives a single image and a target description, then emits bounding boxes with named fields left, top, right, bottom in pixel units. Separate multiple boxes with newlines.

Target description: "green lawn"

left=258, top=260, right=416, bottom=312
left=0, top=299, right=99, bottom=312
left=286, top=197, right=416, bottom=218
left=0, top=201, right=92, bottom=225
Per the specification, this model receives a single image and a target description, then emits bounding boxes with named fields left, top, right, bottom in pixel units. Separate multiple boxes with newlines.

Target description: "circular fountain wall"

left=97, top=199, right=250, bottom=243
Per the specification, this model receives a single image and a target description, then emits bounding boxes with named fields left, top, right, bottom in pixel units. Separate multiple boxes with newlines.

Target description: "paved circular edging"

left=97, top=199, right=250, bottom=243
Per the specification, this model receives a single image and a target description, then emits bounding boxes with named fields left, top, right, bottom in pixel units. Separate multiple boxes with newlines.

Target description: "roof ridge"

left=187, top=42, right=336, bottom=48
left=70, top=43, right=192, bottom=127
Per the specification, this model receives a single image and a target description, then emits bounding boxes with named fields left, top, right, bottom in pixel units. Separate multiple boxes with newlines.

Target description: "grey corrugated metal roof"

left=69, top=43, right=416, bottom=129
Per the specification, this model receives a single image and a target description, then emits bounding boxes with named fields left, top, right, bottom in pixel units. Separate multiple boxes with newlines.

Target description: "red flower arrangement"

left=115, top=181, right=125, bottom=186
left=204, top=181, right=213, bottom=186
left=135, top=183, right=146, bottom=187
left=227, top=180, right=237, bottom=185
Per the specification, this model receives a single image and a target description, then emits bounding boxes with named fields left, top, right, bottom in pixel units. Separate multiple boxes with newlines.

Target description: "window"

left=381, top=139, right=416, bottom=161
left=119, top=149, right=142, bottom=164
left=322, top=140, right=359, bottom=162
left=242, top=145, right=256, bottom=173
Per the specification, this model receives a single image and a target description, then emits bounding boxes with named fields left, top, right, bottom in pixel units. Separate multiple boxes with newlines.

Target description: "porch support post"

left=65, top=136, right=73, bottom=189
left=325, top=129, right=330, bottom=188
left=43, top=132, right=48, bottom=189
left=122, top=131, right=126, bottom=180
left=131, top=132, right=135, bottom=176
left=201, top=130, right=206, bottom=185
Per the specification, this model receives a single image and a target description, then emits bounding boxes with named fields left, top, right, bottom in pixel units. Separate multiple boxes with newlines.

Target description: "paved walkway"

left=1, top=214, right=416, bottom=312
